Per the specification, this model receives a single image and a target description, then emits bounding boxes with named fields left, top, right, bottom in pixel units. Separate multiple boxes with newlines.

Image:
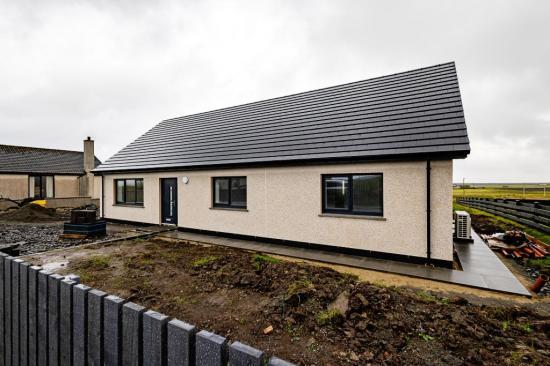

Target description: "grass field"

left=453, top=185, right=549, bottom=200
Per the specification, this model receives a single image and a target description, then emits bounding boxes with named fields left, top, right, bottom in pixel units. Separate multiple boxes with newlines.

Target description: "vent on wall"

left=454, top=211, right=472, bottom=240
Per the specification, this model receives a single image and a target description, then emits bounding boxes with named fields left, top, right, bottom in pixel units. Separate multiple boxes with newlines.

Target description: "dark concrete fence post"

left=60, top=279, right=76, bottom=366
left=10, top=259, right=23, bottom=366
left=0, top=253, right=8, bottom=366
left=19, top=262, right=30, bottom=366
left=195, top=330, right=227, bottom=366
left=73, top=284, right=91, bottom=366
left=87, top=289, right=107, bottom=366
left=167, top=319, right=196, bottom=366
left=37, top=269, right=52, bottom=365
left=104, top=295, right=126, bottom=366
left=3, top=256, right=14, bottom=366
left=229, top=341, right=265, bottom=366
left=143, top=310, right=170, bottom=366
left=122, top=302, right=146, bottom=366
left=48, top=273, right=64, bottom=365
left=27, top=266, right=41, bottom=366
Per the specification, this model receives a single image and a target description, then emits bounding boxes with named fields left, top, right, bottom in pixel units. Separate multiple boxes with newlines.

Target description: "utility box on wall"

left=454, top=210, right=472, bottom=241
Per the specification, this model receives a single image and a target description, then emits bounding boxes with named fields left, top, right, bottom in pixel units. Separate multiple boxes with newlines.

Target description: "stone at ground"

left=0, top=222, right=112, bottom=255
left=328, top=291, right=350, bottom=314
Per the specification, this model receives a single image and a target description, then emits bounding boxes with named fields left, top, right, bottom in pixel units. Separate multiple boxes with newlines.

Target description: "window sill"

left=318, top=213, right=386, bottom=221
left=113, top=204, right=145, bottom=208
left=210, top=206, right=248, bottom=212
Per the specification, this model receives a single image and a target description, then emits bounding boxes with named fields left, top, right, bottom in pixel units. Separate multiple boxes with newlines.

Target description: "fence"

left=0, top=254, right=294, bottom=366
left=457, top=197, right=550, bottom=234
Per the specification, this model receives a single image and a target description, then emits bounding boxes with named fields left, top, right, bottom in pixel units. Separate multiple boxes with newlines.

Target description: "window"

left=212, top=177, right=247, bottom=208
left=29, top=175, right=54, bottom=198
left=115, top=179, right=144, bottom=205
left=322, top=174, right=383, bottom=216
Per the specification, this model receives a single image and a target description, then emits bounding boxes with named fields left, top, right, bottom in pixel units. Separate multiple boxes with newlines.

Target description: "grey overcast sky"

left=1, top=0, right=549, bottom=183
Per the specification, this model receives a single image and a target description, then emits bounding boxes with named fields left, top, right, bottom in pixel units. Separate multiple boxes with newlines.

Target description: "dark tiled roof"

left=96, top=62, right=470, bottom=172
left=0, top=145, right=101, bottom=175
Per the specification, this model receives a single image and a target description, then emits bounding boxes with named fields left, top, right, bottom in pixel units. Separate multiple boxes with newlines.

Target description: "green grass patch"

left=418, top=332, right=434, bottom=342
left=526, top=257, right=550, bottom=271
left=287, top=278, right=313, bottom=296
left=316, top=309, right=344, bottom=326
left=415, top=290, right=449, bottom=305
left=501, top=320, right=510, bottom=331
left=78, top=255, right=111, bottom=270
left=520, top=323, right=533, bottom=334
left=251, top=253, right=281, bottom=269
left=192, top=255, right=217, bottom=267
left=453, top=186, right=549, bottom=200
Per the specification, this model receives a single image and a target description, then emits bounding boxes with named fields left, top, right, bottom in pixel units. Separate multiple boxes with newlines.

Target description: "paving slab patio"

left=159, top=230, right=531, bottom=297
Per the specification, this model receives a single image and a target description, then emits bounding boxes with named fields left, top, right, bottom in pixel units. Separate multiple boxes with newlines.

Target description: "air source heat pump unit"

left=454, top=211, right=472, bottom=241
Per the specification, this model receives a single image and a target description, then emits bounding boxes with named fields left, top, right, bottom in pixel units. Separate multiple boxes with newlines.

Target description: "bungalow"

left=0, top=137, right=101, bottom=200
left=94, top=62, right=470, bottom=268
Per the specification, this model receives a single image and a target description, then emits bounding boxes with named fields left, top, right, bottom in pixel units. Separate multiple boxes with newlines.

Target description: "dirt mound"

left=64, top=238, right=550, bottom=365
left=470, top=214, right=517, bottom=234
left=0, top=204, right=62, bottom=223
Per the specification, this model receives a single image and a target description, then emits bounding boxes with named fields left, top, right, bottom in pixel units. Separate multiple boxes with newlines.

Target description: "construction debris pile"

left=482, top=231, right=548, bottom=259
left=481, top=230, right=549, bottom=295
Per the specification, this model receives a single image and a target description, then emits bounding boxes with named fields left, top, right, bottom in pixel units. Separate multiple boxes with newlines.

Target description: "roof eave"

left=92, top=150, right=470, bottom=175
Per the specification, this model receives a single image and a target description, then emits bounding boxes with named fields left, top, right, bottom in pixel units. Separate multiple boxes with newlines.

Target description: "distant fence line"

left=0, top=254, right=294, bottom=366
left=457, top=197, right=550, bottom=234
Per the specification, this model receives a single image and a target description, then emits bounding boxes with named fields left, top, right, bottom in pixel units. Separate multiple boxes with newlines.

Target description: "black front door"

left=161, top=178, right=178, bottom=225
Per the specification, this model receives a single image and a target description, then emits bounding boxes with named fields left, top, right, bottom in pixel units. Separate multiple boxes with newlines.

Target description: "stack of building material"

left=481, top=230, right=549, bottom=259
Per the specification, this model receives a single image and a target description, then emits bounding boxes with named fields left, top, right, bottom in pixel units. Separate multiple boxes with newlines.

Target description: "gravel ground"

left=0, top=221, right=113, bottom=255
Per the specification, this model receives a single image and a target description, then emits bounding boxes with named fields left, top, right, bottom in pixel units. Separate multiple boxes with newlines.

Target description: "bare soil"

left=469, top=214, right=517, bottom=235
left=0, top=204, right=65, bottom=223
left=28, top=238, right=550, bottom=366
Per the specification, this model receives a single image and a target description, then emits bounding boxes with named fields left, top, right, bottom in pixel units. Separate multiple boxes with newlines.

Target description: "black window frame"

left=212, top=176, right=247, bottom=209
left=29, top=175, right=55, bottom=199
left=321, top=173, right=383, bottom=216
left=114, top=178, right=144, bottom=206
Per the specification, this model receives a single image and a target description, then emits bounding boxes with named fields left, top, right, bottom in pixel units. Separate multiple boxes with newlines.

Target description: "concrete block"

left=4, top=256, right=15, bottom=366
left=48, top=273, right=64, bottom=365
left=37, top=269, right=52, bottom=366
left=268, top=357, right=296, bottom=366
left=11, top=259, right=23, bottom=365
left=19, top=262, right=30, bottom=366
left=167, top=319, right=196, bottom=366
left=195, top=330, right=227, bottom=366
left=104, top=295, right=126, bottom=366
left=66, top=274, right=81, bottom=284
left=27, top=266, right=41, bottom=366
left=143, top=310, right=170, bottom=366
left=87, top=289, right=107, bottom=366
left=60, top=279, right=76, bottom=366
left=122, top=302, right=146, bottom=366
left=229, top=341, right=265, bottom=366
left=73, top=284, right=91, bottom=366
left=0, top=253, right=7, bottom=366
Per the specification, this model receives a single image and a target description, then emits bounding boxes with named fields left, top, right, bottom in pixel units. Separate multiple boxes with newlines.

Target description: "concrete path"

left=160, top=230, right=531, bottom=297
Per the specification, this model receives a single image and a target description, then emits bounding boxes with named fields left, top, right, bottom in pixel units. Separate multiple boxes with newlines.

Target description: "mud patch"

left=32, top=237, right=550, bottom=366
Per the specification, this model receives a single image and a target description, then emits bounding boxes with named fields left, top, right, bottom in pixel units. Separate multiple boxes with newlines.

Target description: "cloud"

left=0, top=0, right=549, bottom=182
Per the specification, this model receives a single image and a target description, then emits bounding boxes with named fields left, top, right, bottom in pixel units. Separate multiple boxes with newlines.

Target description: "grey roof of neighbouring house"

left=0, top=145, right=101, bottom=175
left=95, top=62, right=470, bottom=173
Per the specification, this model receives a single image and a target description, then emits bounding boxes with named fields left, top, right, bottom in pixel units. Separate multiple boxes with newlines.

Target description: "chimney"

left=83, top=136, right=94, bottom=173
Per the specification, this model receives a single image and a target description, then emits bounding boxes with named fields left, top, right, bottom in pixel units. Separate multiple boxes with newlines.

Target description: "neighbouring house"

left=94, top=62, right=470, bottom=267
left=0, top=137, right=101, bottom=200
